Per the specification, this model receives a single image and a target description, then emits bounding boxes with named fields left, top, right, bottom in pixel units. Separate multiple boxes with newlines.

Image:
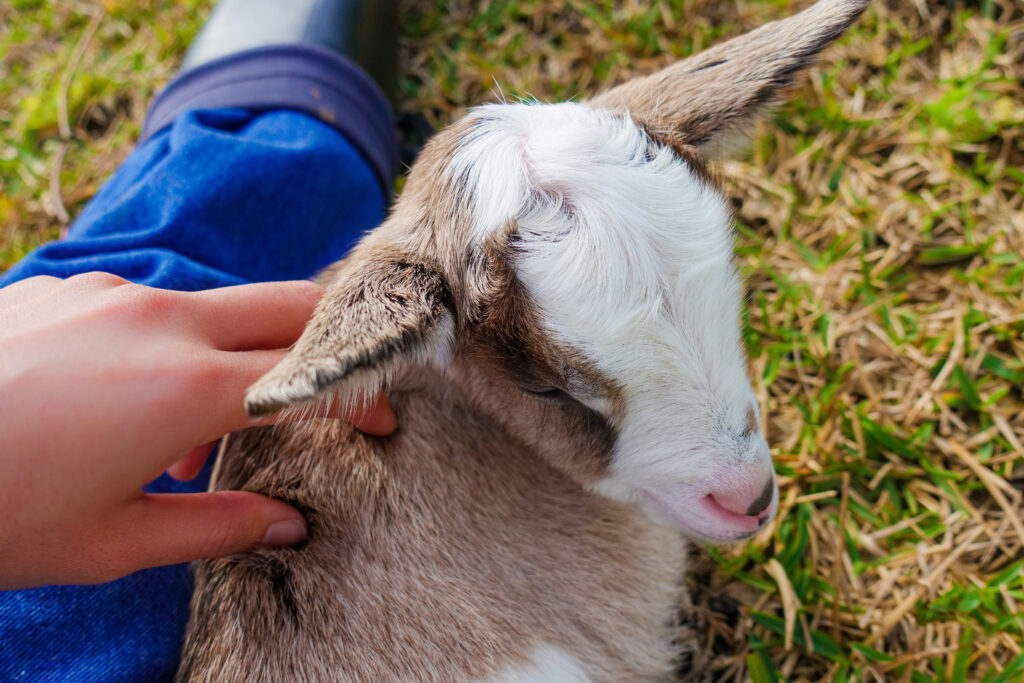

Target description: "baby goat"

left=179, top=1, right=869, bottom=680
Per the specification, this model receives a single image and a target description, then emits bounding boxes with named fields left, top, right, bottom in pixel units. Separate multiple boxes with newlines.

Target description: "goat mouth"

left=639, top=489, right=776, bottom=543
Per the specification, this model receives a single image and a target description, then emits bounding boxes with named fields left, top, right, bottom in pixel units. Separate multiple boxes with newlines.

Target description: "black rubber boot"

left=182, top=0, right=399, bottom=104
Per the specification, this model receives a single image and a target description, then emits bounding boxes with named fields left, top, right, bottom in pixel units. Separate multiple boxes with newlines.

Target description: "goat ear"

left=244, top=253, right=455, bottom=418
left=590, top=0, right=869, bottom=156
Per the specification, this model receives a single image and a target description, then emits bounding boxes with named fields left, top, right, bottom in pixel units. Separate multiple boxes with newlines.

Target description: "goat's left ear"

left=590, top=0, right=869, bottom=156
left=245, top=252, right=455, bottom=418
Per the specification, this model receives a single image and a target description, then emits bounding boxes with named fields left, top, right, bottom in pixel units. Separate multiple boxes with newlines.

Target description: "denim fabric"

left=0, top=107, right=384, bottom=291
left=0, top=104, right=388, bottom=679
left=140, top=44, right=399, bottom=198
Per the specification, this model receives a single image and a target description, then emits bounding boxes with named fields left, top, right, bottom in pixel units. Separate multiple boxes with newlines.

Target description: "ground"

left=1, top=1, right=1022, bottom=681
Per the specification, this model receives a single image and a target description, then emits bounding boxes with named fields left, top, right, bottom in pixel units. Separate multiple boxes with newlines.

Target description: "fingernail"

left=355, top=394, right=397, bottom=436
left=260, top=518, right=307, bottom=547
left=371, top=399, right=397, bottom=434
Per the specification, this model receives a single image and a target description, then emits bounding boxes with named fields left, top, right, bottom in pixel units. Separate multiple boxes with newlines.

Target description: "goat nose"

left=710, top=477, right=775, bottom=517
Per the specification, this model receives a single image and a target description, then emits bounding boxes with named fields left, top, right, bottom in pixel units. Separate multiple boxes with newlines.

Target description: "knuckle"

left=102, top=283, right=177, bottom=322
left=25, top=275, right=61, bottom=286
left=287, top=279, right=324, bottom=300
left=184, top=354, right=232, bottom=388
left=202, top=521, right=248, bottom=559
left=68, top=271, right=129, bottom=290
left=255, top=280, right=323, bottom=310
left=0, top=275, right=61, bottom=301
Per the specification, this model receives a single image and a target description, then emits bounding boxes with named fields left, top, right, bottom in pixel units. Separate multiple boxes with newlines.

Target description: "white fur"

left=481, top=645, right=591, bottom=683
left=450, top=102, right=772, bottom=536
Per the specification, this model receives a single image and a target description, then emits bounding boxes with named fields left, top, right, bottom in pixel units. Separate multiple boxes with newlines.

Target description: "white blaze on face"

left=452, top=102, right=777, bottom=541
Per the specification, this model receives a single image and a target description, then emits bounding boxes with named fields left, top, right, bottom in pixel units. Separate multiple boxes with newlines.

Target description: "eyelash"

left=519, top=385, right=571, bottom=401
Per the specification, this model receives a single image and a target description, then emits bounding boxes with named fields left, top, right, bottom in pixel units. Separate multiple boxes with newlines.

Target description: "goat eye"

left=519, top=384, right=567, bottom=398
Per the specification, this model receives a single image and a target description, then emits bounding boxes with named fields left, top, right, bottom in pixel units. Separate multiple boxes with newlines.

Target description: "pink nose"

left=710, top=477, right=775, bottom=517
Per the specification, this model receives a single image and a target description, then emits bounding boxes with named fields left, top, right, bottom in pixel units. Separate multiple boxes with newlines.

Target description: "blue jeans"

left=0, top=46, right=396, bottom=682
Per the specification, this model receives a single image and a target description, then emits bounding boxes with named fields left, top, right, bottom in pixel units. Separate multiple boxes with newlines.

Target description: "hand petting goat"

left=0, top=273, right=394, bottom=590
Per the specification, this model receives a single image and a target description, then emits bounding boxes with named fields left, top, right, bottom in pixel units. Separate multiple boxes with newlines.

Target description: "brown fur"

left=179, top=373, right=684, bottom=682
left=178, top=3, right=869, bottom=680
left=591, top=0, right=871, bottom=156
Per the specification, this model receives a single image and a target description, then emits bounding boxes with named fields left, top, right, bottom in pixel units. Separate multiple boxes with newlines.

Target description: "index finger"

left=185, top=281, right=324, bottom=351
left=193, top=348, right=397, bottom=444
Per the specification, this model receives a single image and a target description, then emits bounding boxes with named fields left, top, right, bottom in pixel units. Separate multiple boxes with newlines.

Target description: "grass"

left=2, top=0, right=1023, bottom=680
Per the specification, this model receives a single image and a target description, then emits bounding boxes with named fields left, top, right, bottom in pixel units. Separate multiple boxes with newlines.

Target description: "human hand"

left=0, top=273, right=395, bottom=590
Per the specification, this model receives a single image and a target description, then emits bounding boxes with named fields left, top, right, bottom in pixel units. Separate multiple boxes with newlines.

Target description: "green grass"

left=1, top=1, right=209, bottom=266
left=2, top=1, right=1023, bottom=680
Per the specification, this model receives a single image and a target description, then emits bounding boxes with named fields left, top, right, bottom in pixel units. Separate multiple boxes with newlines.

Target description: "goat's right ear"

left=244, top=255, right=455, bottom=418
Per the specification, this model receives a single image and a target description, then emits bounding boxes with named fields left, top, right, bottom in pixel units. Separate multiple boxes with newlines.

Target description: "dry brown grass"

left=3, top=1, right=1023, bottom=680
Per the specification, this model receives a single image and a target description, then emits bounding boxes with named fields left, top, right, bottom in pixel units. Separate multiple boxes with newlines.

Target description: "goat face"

left=445, top=102, right=775, bottom=542
left=246, top=0, right=870, bottom=544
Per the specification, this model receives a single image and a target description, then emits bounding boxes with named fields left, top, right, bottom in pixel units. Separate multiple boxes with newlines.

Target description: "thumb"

left=113, top=492, right=307, bottom=572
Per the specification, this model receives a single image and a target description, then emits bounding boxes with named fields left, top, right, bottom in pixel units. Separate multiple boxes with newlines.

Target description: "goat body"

left=179, top=2, right=870, bottom=680
left=180, top=369, right=683, bottom=681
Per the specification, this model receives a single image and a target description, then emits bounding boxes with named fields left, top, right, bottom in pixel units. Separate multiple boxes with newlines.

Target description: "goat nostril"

left=745, top=478, right=775, bottom=517
left=743, top=406, right=760, bottom=438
